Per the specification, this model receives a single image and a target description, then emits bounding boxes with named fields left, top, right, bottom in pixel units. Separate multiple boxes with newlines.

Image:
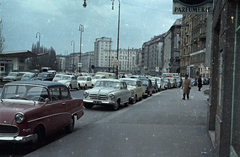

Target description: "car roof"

left=5, top=81, right=66, bottom=88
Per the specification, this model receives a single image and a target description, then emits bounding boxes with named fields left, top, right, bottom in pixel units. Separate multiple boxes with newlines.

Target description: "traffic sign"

left=112, top=60, right=118, bottom=66
left=78, top=63, right=82, bottom=67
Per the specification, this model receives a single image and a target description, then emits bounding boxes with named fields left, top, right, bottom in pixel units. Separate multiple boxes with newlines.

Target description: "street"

left=0, top=86, right=213, bottom=157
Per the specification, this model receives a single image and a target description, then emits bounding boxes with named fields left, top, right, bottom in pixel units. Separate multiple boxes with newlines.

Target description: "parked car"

left=190, top=78, right=197, bottom=86
left=169, top=77, right=177, bottom=88
left=2, top=72, right=26, bottom=82
left=83, top=79, right=131, bottom=110
left=0, top=71, right=7, bottom=82
left=174, top=77, right=183, bottom=87
left=21, top=72, right=38, bottom=81
left=0, top=81, right=84, bottom=147
left=58, top=75, right=79, bottom=90
left=52, top=74, right=65, bottom=82
left=138, top=78, right=154, bottom=98
left=152, top=77, right=164, bottom=91
left=150, top=78, right=159, bottom=93
left=120, top=78, right=145, bottom=104
left=91, top=75, right=108, bottom=86
left=77, top=76, right=93, bottom=89
left=33, top=72, right=54, bottom=81
left=162, top=78, right=171, bottom=89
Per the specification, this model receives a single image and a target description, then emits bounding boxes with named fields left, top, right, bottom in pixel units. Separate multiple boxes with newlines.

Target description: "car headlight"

left=108, top=93, right=115, bottom=99
left=15, top=112, right=25, bottom=123
left=83, top=91, right=89, bottom=97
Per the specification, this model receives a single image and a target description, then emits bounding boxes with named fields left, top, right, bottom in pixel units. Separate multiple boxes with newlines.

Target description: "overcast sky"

left=0, top=0, right=181, bottom=55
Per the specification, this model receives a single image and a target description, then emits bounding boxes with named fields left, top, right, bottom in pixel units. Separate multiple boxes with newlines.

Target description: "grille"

left=0, top=124, right=19, bottom=136
left=89, top=94, right=108, bottom=100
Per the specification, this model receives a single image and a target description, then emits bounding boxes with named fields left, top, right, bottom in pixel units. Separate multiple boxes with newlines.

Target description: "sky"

left=0, top=0, right=182, bottom=55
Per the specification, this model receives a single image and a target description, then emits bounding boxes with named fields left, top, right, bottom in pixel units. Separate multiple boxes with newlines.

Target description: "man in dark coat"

left=181, top=74, right=191, bottom=100
left=198, top=75, right=202, bottom=91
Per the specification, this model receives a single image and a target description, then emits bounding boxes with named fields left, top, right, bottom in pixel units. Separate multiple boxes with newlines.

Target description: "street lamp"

left=112, top=0, right=120, bottom=79
left=36, top=32, right=40, bottom=53
left=79, top=24, right=84, bottom=73
left=71, top=40, right=75, bottom=72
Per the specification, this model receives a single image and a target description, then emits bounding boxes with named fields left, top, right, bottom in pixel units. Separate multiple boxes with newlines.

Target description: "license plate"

left=93, top=101, right=101, bottom=104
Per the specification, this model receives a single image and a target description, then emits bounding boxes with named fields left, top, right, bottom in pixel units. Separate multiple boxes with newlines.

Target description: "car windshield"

left=62, top=76, right=71, bottom=80
left=95, top=81, right=119, bottom=88
left=123, top=80, right=136, bottom=86
left=38, top=73, right=48, bottom=77
left=78, top=77, right=87, bottom=80
left=8, top=72, right=17, bottom=76
left=92, top=76, right=102, bottom=79
left=1, top=85, right=48, bottom=103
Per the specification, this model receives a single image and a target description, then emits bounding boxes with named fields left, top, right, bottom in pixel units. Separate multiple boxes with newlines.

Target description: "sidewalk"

left=148, top=84, right=213, bottom=156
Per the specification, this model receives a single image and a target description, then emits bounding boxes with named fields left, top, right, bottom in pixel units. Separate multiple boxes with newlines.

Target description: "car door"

left=72, top=76, right=78, bottom=88
left=121, top=82, right=129, bottom=102
left=48, top=87, right=67, bottom=130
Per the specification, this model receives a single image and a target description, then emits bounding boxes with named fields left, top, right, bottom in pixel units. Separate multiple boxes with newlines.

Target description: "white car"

left=77, top=76, right=93, bottom=89
left=152, top=77, right=164, bottom=91
left=83, top=79, right=131, bottom=110
left=58, top=75, right=79, bottom=90
left=91, top=75, right=108, bottom=86
left=52, top=74, right=64, bottom=82
left=2, top=72, right=26, bottom=82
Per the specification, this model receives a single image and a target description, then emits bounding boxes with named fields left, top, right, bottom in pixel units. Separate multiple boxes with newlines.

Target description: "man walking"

left=198, top=75, right=202, bottom=91
left=181, top=74, right=191, bottom=100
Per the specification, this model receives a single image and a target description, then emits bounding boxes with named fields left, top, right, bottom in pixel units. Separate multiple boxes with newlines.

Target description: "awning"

left=0, top=50, right=48, bottom=59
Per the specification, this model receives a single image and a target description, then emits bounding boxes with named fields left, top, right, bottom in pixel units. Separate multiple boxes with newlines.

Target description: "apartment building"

left=81, top=51, right=94, bottom=73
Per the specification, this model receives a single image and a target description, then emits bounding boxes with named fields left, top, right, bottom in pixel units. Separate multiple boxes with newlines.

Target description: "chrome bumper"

left=0, top=134, right=34, bottom=143
left=83, top=99, right=116, bottom=105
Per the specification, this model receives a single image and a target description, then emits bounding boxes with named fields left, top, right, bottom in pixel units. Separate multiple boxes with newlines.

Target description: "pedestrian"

left=198, top=75, right=202, bottom=91
left=181, top=74, right=191, bottom=100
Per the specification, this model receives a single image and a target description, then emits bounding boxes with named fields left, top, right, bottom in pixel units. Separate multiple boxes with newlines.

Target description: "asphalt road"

left=0, top=86, right=213, bottom=157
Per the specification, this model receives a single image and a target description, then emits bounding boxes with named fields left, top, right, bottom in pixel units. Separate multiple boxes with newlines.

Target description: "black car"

left=138, top=78, right=155, bottom=97
left=33, top=72, right=54, bottom=81
left=150, top=78, right=159, bottom=93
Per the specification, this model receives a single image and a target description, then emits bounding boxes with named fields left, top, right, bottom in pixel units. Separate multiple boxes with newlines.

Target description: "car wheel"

left=139, top=96, right=142, bottom=101
left=68, top=85, right=72, bottom=90
left=84, top=84, right=88, bottom=89
left=78, top=84, right=80, bottom=90
left=131, top=95, right=137, bottom=104
left=65, top=116, right=75, bottom=133
left=31, top=126, right=45, bottom=148
left=112, top=99, right=120, bottom=110
left=84, top=103, right=93, bottom=109
left=124, top=101, right=129, bottom=107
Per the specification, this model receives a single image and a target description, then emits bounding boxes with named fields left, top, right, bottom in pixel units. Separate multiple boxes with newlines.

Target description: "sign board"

left=173, top=0, right=213, bottom=14
left=112, top=60, right=118, bottom=66
left=78, top=63, right=82, bottom=67
left=155, top=67, right=159, bottom=72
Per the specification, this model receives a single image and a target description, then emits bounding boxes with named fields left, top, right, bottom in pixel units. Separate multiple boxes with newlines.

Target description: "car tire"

left=31, top=126, right=45, bottom=148
left=68, top=85, right=72, bottom=90
left=65, top=116, right=75, bottom=133
left=112, top=99, right=120, bottom=110
left=131, top=95, right=137, bottom=104
left=84, top=103, right=93, bottom=109
left=78, top=84, right=80, bottom=90
left=139, top=96, right=142, bottom=101
left=124, top=101, right=129, bottom=107
left=84, top=84, right=88, bottom=89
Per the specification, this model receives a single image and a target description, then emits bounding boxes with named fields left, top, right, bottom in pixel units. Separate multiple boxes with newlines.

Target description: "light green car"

left=119, top=78, right=145, bottom=104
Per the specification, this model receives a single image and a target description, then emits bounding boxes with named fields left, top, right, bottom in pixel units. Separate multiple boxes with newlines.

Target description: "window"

left=61, top=87, right=69, bottom=99
left=49, top=87, right=61, bottom=101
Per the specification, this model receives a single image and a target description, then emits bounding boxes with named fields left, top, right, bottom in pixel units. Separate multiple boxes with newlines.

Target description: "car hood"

left=78, top=80, right=86, bottom=83
left=4, top=76, right=16, bottom=79
left=127, top=85, right=137, bottom=90
left=87, top=87, right=119, bottom=95
left=0, top=100, right=36, bottom=124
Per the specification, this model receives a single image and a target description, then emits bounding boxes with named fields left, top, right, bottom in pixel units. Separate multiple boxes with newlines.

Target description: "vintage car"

left=83, top=79, right=131, bottom=110
left=21, top=72, right=38, bottom=81
left=150, top=78, right=159, bottom=93
left=32, top=72, right=54, bottom=81
left=119, top=78, right=145, bottom=104
left=2, top=72, right=26, bottom=82
left=58, top=75, right=79, bottom=90
left=52, top=74, right=64, bottom=82
left=152, top=77, right=164, bottom=91
left=0, top=81, right=84, bottom=147
left=77, top=76, right=93, bottom=89
left=91, top=75, right=108, bottom=86
left=138, top=78, right=155, bottom=98
left=0, top=71, right=7, bottom=82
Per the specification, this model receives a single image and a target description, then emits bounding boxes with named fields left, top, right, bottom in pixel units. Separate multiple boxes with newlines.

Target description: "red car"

left=0, top=81, right=84, bottom=146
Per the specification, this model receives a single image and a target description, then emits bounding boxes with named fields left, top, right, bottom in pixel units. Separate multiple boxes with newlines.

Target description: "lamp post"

left=79, top=24, right=84, bottom=73
left=112, top=0, right=120, bottom=79
left=71, top=40, right=75, bottom=72
left=36, top=32, right=40, bottom=53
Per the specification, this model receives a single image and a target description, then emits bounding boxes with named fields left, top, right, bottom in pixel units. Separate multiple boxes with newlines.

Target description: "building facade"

left=81, top=51, right=94, bottom=73
left=142, top=34, right=165, bottom=76
left=162, top=18, right=182, bottom=74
